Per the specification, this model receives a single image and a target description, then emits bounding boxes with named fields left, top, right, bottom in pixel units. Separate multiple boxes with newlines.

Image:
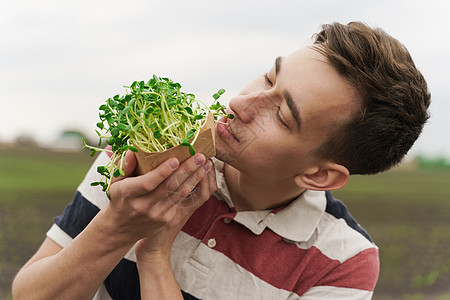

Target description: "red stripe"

left=314, top=247, right=379, bottom=291
left=182, top=195, right=378, bottom=296
left=182, top=195, right=236, bottom=240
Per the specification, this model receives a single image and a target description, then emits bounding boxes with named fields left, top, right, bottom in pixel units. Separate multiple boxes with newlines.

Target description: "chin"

left=214, top=146, right=237, bottom=165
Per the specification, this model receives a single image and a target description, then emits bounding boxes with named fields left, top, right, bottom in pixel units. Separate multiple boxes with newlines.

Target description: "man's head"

left=312, top=22, right=431, bottom=175
left=215, top=21, right=430, bottom=192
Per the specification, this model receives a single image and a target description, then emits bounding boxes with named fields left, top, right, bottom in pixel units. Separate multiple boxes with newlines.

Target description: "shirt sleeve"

left=47, top=152, right=111, bottom=247
left=299, top=247, right=379, bottom=299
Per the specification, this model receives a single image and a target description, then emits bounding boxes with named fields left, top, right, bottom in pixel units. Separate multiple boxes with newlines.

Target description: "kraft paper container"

left=134, top=113, right=216, bottom=175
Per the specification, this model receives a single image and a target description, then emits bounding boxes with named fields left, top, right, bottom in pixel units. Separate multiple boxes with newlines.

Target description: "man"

left=12, top=22, right=430, bottom=299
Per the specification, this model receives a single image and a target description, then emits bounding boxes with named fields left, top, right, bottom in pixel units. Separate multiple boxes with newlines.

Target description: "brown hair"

left=312, top=22, right=431, bottom=175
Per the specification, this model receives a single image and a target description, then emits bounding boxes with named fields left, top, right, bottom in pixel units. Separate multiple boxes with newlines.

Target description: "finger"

left=198, top=162, right=217, bottom=204
left=207, top=161, right=218, bottom=194
left=110, top=157, right=180, bottom=199
left=110, top=150, right=137, bottom=184
left=191, top=165, right=215, bottom=209
left=155, top=154, right=205, bottom=198
left=164, top=156, right=210, bottom=207
left=179, top=161, right=216, bottom=210
left=176, top=177, right=204, bottom=209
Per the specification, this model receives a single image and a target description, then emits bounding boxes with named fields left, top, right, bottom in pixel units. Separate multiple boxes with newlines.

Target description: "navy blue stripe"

left=104, top=258, right=200, bottom=300
left=182, top=290, right=200, bottom=299
left=54, top=191, right=100, bottom=239
left=325, top=191, right=373, bottom=243
left=104, top=259, right=140, bottom=300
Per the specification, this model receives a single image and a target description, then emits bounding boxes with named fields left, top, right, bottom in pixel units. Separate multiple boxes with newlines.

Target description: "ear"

left=294, top=163, right=350, bottom=191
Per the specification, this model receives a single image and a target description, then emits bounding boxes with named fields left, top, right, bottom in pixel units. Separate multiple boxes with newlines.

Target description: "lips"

left=217, top=116, right=239, bottom=143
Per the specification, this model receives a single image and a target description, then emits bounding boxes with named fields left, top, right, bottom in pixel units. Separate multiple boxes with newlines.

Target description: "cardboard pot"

left=134, top=113, right=216, bottom=175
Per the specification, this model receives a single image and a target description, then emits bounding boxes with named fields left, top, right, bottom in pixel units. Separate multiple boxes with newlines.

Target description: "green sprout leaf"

left=117, top=123, right=129, bottom=132
left=188, top=144, right=196, bottom=155
left=186, top=129, right=196, bottom=139
left=111, top=128, right=119, bottom=138
left=107, top=137, right=116, bottom=145
left=153, top=130, right=162, bottom=139
left=128, top=146, right=138, bottom=152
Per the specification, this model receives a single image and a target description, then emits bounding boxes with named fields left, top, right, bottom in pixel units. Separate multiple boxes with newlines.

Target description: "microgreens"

left=83, top=75, right=233, bottom=194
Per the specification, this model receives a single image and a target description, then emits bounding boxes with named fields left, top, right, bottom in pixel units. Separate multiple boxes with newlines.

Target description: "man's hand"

left=105, top=150, right=217, bottom=260
left=103, top=150, right=217, bottom=299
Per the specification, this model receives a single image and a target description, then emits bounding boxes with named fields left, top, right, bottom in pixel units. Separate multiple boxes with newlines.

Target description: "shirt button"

left=207, top=238, right=217, bottom=248
left=223, top=218, right=232, bottom=224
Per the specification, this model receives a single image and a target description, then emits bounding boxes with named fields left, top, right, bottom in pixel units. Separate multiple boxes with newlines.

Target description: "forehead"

left=279, top=47, right=359, bottom=129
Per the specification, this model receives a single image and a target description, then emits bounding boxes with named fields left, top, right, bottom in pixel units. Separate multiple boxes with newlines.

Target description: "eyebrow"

left=275, top=56, right=302, bottom=130
left=275, top=56, right=281, bottom=75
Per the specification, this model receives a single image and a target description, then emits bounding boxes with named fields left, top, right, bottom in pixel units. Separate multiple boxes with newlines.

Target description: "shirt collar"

left=212, top=158, right=327, bottom=243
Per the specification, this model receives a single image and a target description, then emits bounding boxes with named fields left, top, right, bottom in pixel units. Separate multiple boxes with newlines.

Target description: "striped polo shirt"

left=47, top=152, right=379, bottom=299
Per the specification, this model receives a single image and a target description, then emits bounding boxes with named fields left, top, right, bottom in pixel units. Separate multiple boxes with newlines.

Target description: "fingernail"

left=169, top=158, right=179, bottom=170
left=203, top=160, right=212, bottom=171
left=194, top=154, right=205, bottom=166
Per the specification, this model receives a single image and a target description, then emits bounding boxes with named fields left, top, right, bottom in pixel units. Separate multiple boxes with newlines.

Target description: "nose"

left=229, top=92, right=272, bottom=124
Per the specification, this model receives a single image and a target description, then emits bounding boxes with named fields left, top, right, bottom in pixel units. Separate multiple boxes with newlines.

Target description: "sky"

left=1, top=0, right=449, bottom=157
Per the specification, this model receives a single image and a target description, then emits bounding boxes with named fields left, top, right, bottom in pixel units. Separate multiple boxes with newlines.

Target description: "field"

left=333, top=168, right=450, bottom=299
left=1, top=147, right=450, bottom=299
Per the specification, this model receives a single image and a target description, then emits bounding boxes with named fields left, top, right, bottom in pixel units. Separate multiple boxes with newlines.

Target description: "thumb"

left=111, top=150, right=137, bottom=184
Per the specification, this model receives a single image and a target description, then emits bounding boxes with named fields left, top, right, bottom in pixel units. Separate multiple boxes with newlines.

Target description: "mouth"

left=217, top=116, right=239, bottom=143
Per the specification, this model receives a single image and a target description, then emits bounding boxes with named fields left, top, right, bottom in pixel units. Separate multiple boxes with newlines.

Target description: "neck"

left=224, top=164, right=305, bottom=212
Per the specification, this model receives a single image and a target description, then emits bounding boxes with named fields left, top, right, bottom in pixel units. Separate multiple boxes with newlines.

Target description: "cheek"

left=246, top=104, right=283, bottom=136
left=239, top=123, right=279, bottom=152
left=238, top=141, right=305, bottom=180
left=248, top=131, right=316, bottom=166
left=241, top=130, right=290, bottom=161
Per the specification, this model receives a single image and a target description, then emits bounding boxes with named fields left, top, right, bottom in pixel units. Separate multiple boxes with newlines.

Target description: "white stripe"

left=77, top=152, right=111, bottom=210
left=267, top=190, right=326, bottom=242
left=46, top=223, right=73, bottom=248
left=47, top=153, right=109, bottom=248
left=123, top=244, right=137, bottom=262
left=287, top=213, right=377, bottom=263
left=170, top=231, right=295, bottom=300
left=299, top=285, right=373, bottom=299
left=92, top=283, right=113, bottom=300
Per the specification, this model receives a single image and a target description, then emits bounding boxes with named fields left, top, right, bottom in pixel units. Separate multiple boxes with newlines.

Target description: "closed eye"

left=264, top=73, right=273, bottom=86
left=276, top=107, right=288, bottom=128
left=265, top=73, right=287, bottom=128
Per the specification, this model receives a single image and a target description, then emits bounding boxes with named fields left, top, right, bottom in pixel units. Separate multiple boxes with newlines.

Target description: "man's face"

left=214, top=47, right=359, bottom=184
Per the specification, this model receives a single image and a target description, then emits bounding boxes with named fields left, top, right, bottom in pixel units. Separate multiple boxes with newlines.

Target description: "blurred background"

left=1, top=0, right=449, bottom=299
